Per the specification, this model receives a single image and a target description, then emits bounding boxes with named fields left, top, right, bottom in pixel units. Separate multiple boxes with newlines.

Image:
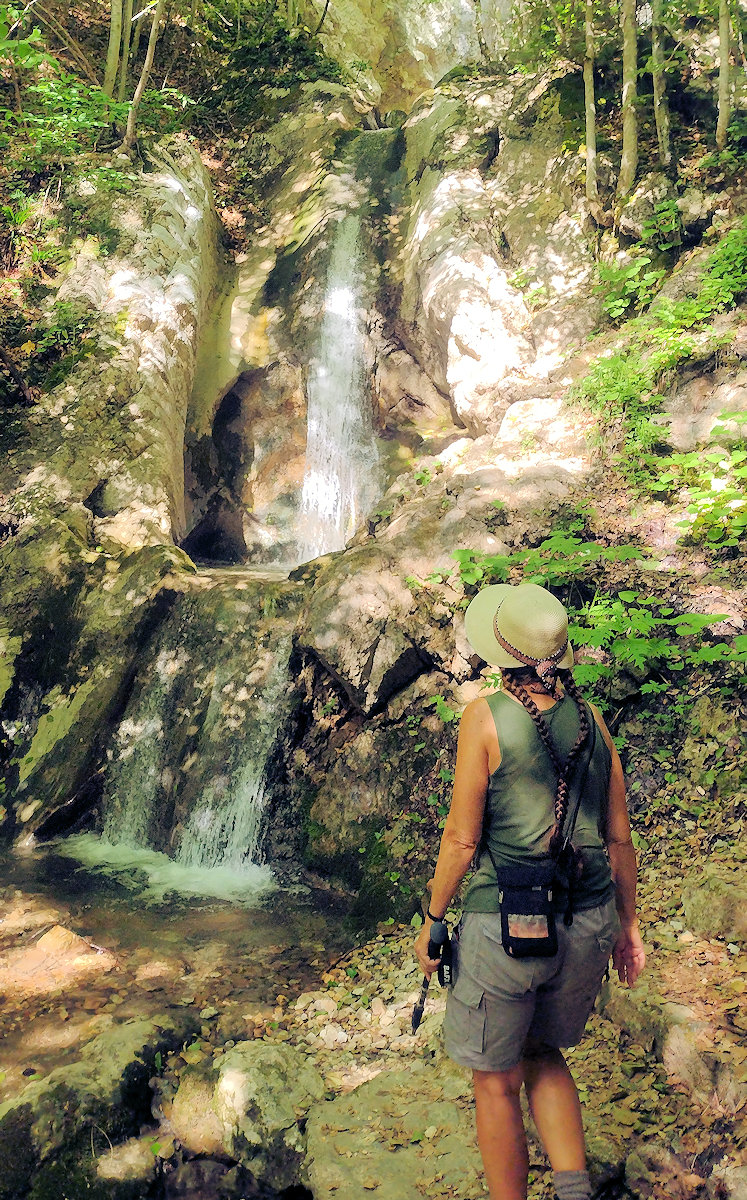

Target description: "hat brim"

left=463, top=584, right=575, bottom=669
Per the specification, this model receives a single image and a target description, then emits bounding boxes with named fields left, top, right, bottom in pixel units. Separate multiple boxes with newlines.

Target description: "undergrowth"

left=412, top=531, right=747, bottom=716
left=574, top=217, right=747, bottom=546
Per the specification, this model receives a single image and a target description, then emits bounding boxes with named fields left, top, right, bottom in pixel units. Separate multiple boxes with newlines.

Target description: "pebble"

left=315, top=994, right=338, bottom=1016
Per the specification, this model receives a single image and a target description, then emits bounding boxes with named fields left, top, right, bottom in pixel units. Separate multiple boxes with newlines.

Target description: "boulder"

left=602, top=978, right=747, bottom=1112
left=616, top=172, right=677, bottom=241
left=296, top=544, right=430, bottom=714
left=0, top=1010, right=199, bottom=1200
left=166, top=1041, right=325, bottom=1191
left=303, top=1061, right=484, bottom=1200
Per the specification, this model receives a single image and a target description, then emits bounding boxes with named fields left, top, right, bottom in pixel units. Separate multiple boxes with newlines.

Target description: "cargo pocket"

left=444, top=973, right=486, bottom=1059
left=595, top=902, right=621, bottom=958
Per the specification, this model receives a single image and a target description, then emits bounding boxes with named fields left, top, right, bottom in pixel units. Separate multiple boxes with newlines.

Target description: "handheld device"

left=411, top=920, right=450, bottom=1034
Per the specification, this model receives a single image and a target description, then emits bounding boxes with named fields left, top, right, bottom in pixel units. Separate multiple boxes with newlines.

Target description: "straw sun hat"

left=464, top=583, right=574, bottom=682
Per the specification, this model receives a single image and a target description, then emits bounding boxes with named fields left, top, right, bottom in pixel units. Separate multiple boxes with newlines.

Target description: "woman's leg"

left=473, top=1063, right=528, bottom=1200
left=522, top=1048, right=586, bottom=1171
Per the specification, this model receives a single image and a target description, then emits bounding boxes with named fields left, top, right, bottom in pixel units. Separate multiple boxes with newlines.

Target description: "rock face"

left=316, top=0, right=481, bottom=110
left=0, top=136, right=220, bottom=841
left=395, top=67, right=599, bottom=435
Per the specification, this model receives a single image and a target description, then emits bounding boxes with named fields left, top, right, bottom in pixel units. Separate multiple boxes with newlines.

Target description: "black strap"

left=561, top=713, right=597, bottom=925
left=560, top=711, right=597, bottom=857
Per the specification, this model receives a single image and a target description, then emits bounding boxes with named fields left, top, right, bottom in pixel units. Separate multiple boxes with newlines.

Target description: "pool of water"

left=0, top=837, right=352, bottom=1111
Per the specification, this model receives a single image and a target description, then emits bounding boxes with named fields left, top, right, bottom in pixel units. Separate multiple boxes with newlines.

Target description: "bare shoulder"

left=458, top=695, right=497, bottom=744
left=461, top=695, right=494, bottom=725
left=589, top=702, right=616, bottom=752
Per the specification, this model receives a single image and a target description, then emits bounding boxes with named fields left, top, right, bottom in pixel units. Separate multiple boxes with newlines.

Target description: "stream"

left=0, top=841, right=352, bottom=1111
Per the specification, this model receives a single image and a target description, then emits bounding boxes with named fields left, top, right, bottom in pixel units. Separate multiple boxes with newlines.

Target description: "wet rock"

left=0, top=923, right=117, bottom=1002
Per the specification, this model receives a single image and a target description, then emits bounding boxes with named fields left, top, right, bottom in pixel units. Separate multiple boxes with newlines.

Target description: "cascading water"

left=72, top=583, right=299, bottom=901
left=176, top=637, right=291, bottom=871
left=298, top=212, right=381, bottom=563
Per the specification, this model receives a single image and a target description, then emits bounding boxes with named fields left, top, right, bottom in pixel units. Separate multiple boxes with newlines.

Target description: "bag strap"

left=559, top=707, right=597, bottom=854
left=560, top=710, right=597, bottom=925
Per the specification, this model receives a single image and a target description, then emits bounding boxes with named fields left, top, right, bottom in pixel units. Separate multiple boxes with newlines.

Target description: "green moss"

left=0, top=1105, right=35, bottom=1200
left=18, top=679, right=98, bottom=785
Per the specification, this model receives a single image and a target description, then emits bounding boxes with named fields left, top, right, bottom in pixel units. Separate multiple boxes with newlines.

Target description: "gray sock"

left=554, top=1169, right=592, bottom=1200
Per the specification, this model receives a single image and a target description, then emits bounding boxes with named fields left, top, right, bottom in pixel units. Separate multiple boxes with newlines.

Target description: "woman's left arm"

left=592, top=703, right=646, bottom=987
left=414, top=698, right=492, bottom=976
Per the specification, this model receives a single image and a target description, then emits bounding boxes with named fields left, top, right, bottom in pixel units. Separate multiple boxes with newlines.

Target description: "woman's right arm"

left=593, top=705, right=646, bottom=987
left=414, top=698, right=493, bottom=977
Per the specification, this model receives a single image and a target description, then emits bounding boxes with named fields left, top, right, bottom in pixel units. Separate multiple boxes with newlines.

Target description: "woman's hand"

left=612, top=925, right=646, bottom=987
left=414, top=922, right=443, bottom=980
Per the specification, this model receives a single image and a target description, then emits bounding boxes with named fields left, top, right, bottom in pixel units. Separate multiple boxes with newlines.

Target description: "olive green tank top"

left=462, top=691, right=614, bottom=914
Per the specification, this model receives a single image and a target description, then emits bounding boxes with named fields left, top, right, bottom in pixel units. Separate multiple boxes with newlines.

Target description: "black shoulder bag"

left=484, top=715, right=597, bottom=959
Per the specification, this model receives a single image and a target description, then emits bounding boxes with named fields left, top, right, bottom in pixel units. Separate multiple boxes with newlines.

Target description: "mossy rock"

left=682, top=864, right=747, bottom=945
left=0, top=1012, right=198, bottom=1200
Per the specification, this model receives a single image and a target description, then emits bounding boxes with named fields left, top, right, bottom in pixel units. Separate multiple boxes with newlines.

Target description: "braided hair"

left=500, top=665, right=591, bottom=868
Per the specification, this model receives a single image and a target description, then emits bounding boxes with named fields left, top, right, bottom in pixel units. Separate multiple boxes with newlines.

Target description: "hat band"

left=492, top=612, right=568, bottom=699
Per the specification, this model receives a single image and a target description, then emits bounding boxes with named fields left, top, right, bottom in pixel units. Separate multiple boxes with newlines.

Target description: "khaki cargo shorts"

left=443, top=898, right=619, bottom=1073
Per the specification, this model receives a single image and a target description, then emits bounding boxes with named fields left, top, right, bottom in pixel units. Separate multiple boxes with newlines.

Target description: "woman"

left=415, top=582, right=645, bottom=1200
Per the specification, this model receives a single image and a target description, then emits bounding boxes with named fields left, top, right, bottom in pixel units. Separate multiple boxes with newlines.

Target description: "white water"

left=94, top=613, right=294, bottom=897
left=58, top=834, right=274, bottom=904
left=298, top=213, right=380, bottom=562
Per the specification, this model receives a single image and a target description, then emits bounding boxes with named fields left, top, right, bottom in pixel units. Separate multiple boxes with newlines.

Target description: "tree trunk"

left=584, top=0, right=598, bottom=203
left=617, top=0, right=638, bottom=196
left=118, top=0, right=167, bottom=153
left=103, top=0, right=124, bottom=98
left=117, top=0, right=135, bottom=102
left=314, top=0, right=330, bottom=35
left=716, top=0, right=731, bottom=151
left=473, top=0, right=488, bottom=58
left=131, top=5, right=147, bottom=65
left=651, top=0, right=671, bottom=168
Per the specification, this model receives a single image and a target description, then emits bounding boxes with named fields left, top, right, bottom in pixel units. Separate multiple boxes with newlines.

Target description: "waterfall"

left=91, top=588, right=296, bottom=899
left=298, top=213, right=380, bottom=563
left=176, top=638, right=291, bottom=871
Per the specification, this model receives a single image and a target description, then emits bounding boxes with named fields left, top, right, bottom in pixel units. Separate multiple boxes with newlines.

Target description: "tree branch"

left=0, top=347, right=34, bottom=406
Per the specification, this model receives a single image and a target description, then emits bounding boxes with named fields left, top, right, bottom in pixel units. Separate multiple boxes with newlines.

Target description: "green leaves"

left=452, top=534, right=642, bottom=592
left=597, top=255, right=668, bottom=322
left=425, top=696, right=458, bottom=724
left=646, top=432, right=747, bottom=548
